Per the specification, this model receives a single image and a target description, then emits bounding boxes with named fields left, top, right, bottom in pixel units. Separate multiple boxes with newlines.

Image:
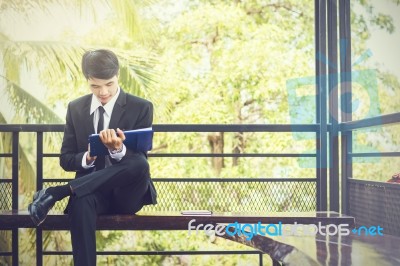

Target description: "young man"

left=28, top=49, right=157, bottom=266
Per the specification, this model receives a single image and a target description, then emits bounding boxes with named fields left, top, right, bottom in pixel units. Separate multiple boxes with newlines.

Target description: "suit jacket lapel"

left=109, top=89, right=127, bottom=130
left=83, top=96, right=95, bottom=135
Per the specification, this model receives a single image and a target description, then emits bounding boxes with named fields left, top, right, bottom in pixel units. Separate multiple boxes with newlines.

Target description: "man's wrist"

left=109, top=146, right=123, bottom=154
left=82, top=151, right=95, bottom=169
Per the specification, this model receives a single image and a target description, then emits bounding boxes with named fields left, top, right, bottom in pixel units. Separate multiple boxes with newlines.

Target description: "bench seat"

left=0, top=210, right=355, bottom=230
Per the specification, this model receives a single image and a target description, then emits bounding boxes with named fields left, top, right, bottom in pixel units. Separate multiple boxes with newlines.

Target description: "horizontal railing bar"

left=340, top=113, right=400, bottom=131
left=0, top=124, right=65, bottom=132
left=42, top=250, right=262, bottom=256
left=149, top=153, right=316, bottom=158
left=0, top=179, right=12, bottom=182
left=154, top=124, right=318, bottom=132
left=42, top=153, right=316, bottom=158
left=140, top=177, right=317, bottom=182
left=42, top=178, right=317, bottom=183
left=42, top=154, right=60, bottom=157
left=0, top=252, right=12, bottom=256
left=0, top=124, right=319, bottom=133
left=0, top=154, right=12, bottom=157
left=349, top=152, right=400, bottom=157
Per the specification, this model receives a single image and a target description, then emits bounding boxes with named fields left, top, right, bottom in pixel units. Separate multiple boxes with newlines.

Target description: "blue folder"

left=89, top=128, right=153, bottom=156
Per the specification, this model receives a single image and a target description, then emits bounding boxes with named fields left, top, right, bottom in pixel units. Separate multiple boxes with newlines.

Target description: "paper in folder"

left=89, top=127, right=153, bottom=156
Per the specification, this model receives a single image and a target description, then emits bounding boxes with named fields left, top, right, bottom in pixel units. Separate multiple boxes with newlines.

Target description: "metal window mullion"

left=316, top=0, right=328, bottom=211
left=339, top=0, right=352, bottom=214
left=315, top=0, right=321, bottom=212
left=328, top=0, right=339, bottom=212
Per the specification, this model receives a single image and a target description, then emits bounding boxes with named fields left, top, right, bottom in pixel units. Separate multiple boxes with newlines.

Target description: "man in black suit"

left=28, top=49, right=157, bottom=266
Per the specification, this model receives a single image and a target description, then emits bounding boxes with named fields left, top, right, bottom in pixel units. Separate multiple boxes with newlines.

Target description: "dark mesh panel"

left=143, top=180, right=316, bottom=212
left=0, top=182, right=12, bottom=210
left=349, top=180, right=400, bottom=236
left=43, top=180, right=316, bottom=213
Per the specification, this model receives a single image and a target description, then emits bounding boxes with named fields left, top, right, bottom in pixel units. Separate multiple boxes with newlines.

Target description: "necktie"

left=97, top=106, right=105, bottom=134
left=96, top=106, right=106, bottom=170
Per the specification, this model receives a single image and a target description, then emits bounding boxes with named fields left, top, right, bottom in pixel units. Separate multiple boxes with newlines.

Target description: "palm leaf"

left=108, top=0, right=157, bottom=43
left=1, top=40, right=164, bottom=115
left=115, top=48, right=171, bottom=117
left=1, top=76, right=62, bottom=123
left=1, top=41, right=85, bottom=88
left=114, top=49, right=159, bottom=95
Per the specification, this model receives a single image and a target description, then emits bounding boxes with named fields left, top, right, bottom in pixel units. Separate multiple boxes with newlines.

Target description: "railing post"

left=12, top=132, right=19, bottom=266
left=36, top=132, right=44, bottom=266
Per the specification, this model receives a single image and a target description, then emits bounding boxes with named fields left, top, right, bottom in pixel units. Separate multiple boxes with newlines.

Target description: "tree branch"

left=246, top=3, right=303, bottom=17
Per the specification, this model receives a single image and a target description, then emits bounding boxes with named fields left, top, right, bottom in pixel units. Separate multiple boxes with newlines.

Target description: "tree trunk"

left=207, top=132, right=224, bottom=175
left=232, top=132, right=244, bottom=166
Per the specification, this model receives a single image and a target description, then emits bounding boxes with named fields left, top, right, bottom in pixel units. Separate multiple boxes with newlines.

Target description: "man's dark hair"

left=82, top=49, right=119, bottom=80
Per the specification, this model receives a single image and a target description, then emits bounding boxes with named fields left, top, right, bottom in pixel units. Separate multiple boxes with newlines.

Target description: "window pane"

left=351, top=0, right=400, bottom=118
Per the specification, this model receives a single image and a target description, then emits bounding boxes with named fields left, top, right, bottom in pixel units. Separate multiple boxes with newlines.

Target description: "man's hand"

left=99, top=128, right=126, bottom=151
left=86, top=144, right=97, bottom=164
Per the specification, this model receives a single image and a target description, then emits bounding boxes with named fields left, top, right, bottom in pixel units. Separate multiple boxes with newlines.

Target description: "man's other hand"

left=86, top=144, right=97, bottom=164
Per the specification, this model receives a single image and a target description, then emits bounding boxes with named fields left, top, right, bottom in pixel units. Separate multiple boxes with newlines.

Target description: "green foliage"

left=1, top=0, right=400, bottom=265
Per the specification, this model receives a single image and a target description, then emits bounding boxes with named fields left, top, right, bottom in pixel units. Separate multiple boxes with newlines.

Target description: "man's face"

left=88, top=75, right=119, bottom=105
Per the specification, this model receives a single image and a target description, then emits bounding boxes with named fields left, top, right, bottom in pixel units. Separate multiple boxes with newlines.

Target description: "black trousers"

left=67, top=154, right=150, bottom=266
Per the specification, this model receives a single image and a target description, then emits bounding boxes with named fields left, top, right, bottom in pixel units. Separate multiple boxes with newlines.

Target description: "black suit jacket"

left=59, top=89, right=157, bottom=206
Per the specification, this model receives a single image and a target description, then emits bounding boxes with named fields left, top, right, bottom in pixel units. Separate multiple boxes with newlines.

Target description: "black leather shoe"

left=28, top=188, right=55, bottom=226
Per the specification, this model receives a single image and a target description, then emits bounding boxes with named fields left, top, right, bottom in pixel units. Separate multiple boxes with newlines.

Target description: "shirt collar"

left=90, top=87, right=121, bottom=115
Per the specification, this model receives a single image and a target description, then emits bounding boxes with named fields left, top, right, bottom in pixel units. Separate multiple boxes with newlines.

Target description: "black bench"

left=0, top=209, right=355, bottom=265
left=0, top=210, right=355, bottom=230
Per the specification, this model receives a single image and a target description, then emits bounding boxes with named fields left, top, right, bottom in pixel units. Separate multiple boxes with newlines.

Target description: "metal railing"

left=0, top=123, right=320, bottom=266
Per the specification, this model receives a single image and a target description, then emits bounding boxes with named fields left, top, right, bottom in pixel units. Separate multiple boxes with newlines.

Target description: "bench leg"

left=12, top=228, right=18, bottom=266
left=36, top=228, right=43, bottom=266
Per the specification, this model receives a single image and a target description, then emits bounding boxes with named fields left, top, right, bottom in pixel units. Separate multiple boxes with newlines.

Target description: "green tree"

left=1, top=0, right=399, bottom=265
